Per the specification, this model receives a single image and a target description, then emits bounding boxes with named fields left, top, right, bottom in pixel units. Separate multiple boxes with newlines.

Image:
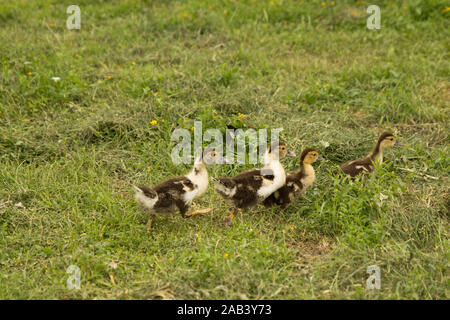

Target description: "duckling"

left=212, top=142, right=295, bottom=225
left=340, top=132, right=402, bottom=178
left=133, top=148, right=225, bottom=231
left=263, top=148, right=323, bottom=209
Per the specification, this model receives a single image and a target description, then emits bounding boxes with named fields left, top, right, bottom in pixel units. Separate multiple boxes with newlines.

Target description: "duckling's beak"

left=395, top=141, right=403, bottom=146
left=317, top=156, right=325, bottom=161
left=286, top=150, right=296, bottom=157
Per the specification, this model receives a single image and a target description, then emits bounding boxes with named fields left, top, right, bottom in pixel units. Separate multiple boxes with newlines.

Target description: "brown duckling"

left=212, top=141, right=295, bottom=225
left=340, top=132, right=402, bottom=178
left=133, top=148, right=225, bottom=231
left=263, top=148, right=323, bottom=209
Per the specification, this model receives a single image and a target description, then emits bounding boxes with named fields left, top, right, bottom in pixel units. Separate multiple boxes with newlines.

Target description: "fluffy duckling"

left=212, top=142, right=295, bottom=225
left=133, top=148, right=225, bottom=231
left=263, top=148, right=323, bottom=209
left=340, top=132, right=402, bottom=178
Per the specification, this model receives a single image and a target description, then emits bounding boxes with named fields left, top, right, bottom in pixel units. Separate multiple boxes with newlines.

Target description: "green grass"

left=0, top=0, right=449, bottom=299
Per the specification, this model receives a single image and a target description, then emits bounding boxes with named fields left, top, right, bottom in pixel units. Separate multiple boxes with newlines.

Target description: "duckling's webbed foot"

left=185, top=208, right=213, bottom=218
left=223, top=208, right=239, bottom=226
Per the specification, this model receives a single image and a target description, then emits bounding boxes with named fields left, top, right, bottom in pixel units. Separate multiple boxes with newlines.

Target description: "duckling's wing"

left=212, top=177, right=236, bottom=189
left=232, top=168, right=274, bottom=183
left=153, top=177, right=196, bottom=196
left=152, top=176, right=200, bottom=209
left=133, top=185, right=157, bottom=198
left=341, top=158, right=373, bottom=177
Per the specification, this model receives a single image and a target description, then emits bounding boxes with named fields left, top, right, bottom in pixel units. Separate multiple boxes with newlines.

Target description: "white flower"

left=379, top=193, right=388, bottom=201
left=14, top=202, right=25, bottom=209
left=51, top=77, right=61, bottom=82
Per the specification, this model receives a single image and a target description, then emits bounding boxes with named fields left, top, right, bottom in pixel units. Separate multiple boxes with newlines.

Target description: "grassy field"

left=0, top=0, right=449, bottom=299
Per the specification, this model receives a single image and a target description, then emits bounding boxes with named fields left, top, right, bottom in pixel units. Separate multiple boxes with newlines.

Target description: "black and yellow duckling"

left=133, top=148, right=226, bottom=231
left=340, top=132, right=402, bottom=178
left=212, top=142, right=295, bottom=225
left=263, top=148, right=323, bottom=209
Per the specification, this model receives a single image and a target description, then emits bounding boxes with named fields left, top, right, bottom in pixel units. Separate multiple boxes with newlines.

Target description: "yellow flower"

left=107, top=75, right=112, bottom=79
left=27, top=72, right=32, bottom=75
left=442, top=7, right=450, bottom=13
left=317, top=93, right=321, bottom=97
left=238, top=112, right=243, bottom=118
left=321, top=2, right=326, bottom=7
left=325, top=83, right=329, bottom=87
left=161, top=119, right=165, bottom=123
left=181, top=12, right=187, bottom=19
left=132, top=61, right=136, bottom=65
left=150, top=120, right=157, bottom=126
left=370, top=201, right=374, bottom=206
left=223, top=253, right=229, bottom=259
left=169, top=257, right=174, bottom=262
left=224, top=9, right=228, bottom=14
left=190, top=126, right=194, bottom=131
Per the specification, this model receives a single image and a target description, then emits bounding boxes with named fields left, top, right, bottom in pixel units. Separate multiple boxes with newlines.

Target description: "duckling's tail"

left=211, top=177, right=236, bottom=198
left=132, top=185, right=157, bottom=199
left=211, top=177, right=230, bottom=187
